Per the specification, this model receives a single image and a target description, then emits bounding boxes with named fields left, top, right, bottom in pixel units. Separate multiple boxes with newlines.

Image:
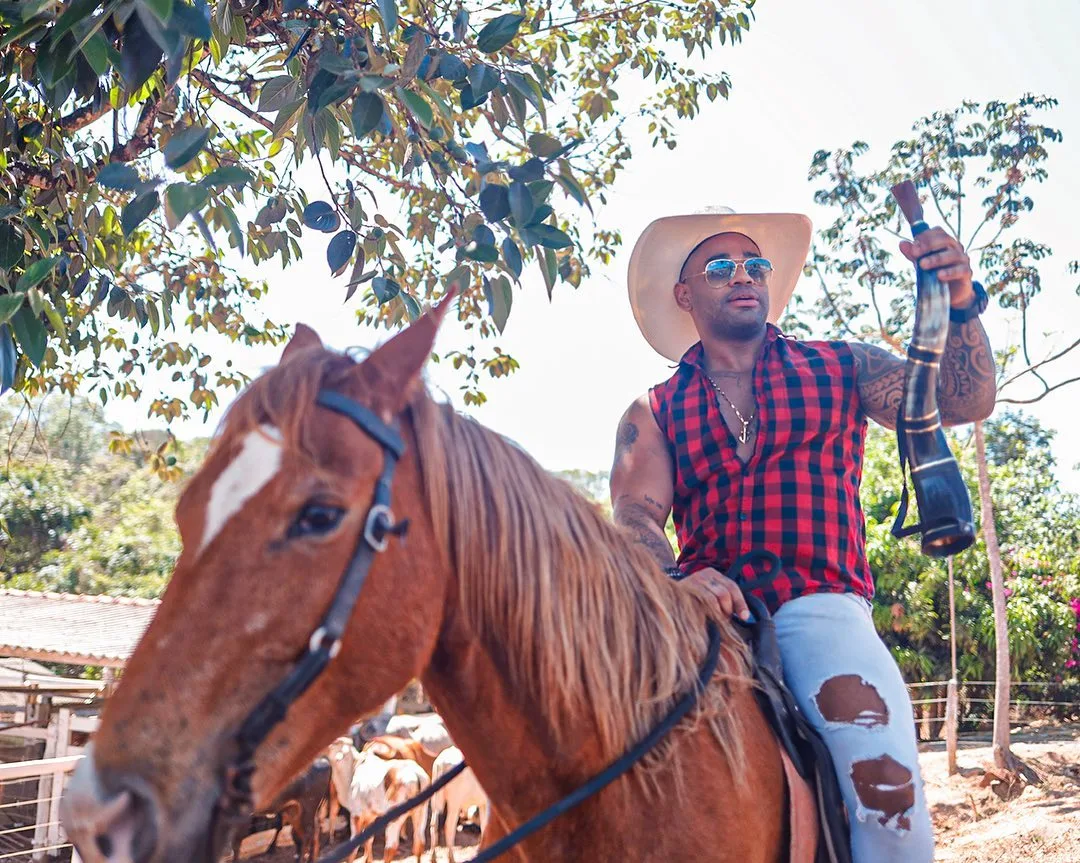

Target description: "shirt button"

left=739, top=513, right=748, bottom=521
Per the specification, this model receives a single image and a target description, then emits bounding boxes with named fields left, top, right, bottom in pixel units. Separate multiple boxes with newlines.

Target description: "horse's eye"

left=290, top=503, right=345, bottom=538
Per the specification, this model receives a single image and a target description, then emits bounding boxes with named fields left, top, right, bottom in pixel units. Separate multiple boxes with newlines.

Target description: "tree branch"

left=59, top=100, right=112, bottom=133
left=190, top=69, right=273, bottom=131
left=110, top=99, right=160, bottom=162
left=996, top=336, right=1080, bottom=392
left=998, top=376, right=1080, bottom=404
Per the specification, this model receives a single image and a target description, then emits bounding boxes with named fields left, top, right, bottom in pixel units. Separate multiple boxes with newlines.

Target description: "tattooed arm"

left=609, top=396, right=677, bottom=570
left=849, top=317, right=997, bottom=429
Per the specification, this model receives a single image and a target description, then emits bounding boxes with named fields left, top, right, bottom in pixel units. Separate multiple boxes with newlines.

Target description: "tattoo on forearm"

left=613, top=498, right=676, bottom=568
left=849, top=342, right=906, bottom=429
left=611, top=419, right=639, bottom=471
left=938, top=318, right=996, bottom=424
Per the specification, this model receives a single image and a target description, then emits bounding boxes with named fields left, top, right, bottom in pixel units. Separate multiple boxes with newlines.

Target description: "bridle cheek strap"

left=217, top=389, right=406, bottom=821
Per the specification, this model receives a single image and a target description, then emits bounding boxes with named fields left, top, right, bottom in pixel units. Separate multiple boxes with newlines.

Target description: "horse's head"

left=62, top=300, right=455, bottom=863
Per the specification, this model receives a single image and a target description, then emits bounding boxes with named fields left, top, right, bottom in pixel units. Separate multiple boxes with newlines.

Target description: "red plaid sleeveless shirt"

left=649, top=325, right=874, bottom=613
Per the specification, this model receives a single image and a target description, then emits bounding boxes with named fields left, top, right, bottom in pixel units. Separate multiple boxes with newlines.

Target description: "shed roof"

left=0, top=589, right=158, bottom=667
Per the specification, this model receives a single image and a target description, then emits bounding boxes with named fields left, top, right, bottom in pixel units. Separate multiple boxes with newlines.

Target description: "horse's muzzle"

left=61, top=745, right=221, bottom=863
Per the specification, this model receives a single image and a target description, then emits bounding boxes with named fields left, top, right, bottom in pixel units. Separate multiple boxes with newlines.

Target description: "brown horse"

left=61, top=300, right=787, bottom=863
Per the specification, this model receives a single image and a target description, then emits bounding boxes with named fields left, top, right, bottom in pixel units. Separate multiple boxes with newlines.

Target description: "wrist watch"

left=949, top=280, right=989, bottom=324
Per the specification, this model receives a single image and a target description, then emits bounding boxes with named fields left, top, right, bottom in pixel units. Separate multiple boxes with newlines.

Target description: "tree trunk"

left=946, top=558, right=959, bottom=775
left=974, top=420, right=1012, bottom=769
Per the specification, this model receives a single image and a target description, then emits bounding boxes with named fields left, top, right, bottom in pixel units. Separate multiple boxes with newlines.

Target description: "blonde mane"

left=219, top=347, right=751, bottom=772
left=406, top=392, right=752, bottom=771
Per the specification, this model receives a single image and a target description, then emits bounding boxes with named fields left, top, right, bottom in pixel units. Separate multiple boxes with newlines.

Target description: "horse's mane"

left=221, top=346, right=751, bottom=773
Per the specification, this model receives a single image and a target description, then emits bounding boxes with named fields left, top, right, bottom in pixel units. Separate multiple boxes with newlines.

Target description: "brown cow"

left=232, top=757, right=331, bottom=862
left=362, top=734, right=436, bottom=777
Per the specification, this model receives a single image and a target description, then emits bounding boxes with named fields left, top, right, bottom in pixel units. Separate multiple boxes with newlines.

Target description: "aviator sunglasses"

left=688, top=257, right=774, bottom=287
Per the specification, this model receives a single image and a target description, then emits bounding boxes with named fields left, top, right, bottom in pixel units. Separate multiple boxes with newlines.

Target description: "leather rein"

left=212, top=388, right=723, bottom=863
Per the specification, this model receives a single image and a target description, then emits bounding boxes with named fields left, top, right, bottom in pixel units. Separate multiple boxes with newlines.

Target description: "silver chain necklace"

left=707, top=376, right=755, bottom=444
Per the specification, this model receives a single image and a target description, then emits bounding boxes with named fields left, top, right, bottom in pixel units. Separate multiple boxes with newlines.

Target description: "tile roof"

left=0, top=589, right=159, bottom=667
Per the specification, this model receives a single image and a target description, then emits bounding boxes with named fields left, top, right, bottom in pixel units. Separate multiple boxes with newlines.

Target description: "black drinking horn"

left=888, top=180, right=975, bottom=557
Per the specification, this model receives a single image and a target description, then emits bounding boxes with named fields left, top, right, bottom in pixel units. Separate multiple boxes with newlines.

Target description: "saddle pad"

left=781, top=749, right=818, bottom=863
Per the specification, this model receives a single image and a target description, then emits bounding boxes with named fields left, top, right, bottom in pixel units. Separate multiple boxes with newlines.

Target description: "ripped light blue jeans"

left=774, top=592, right=935, bottom=862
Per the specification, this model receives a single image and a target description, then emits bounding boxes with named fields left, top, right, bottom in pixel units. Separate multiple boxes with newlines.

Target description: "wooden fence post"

left=32, top=702, right=58, bottom=862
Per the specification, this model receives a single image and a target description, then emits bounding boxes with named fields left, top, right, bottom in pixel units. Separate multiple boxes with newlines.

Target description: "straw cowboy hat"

left=627, top=207, right=813, bottom=361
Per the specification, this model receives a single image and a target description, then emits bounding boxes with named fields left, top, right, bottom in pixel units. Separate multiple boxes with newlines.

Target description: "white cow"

left=428, top=746, right=488, bottom=863
left=387, top=714, right=454, bottom=760
left=327, top=737, right=429, bottom=863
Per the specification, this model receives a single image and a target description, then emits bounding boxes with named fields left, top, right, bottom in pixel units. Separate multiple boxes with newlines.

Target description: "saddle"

left=737, top=592, right=853, bottom=863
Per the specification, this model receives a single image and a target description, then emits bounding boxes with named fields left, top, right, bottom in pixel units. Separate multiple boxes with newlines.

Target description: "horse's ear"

left=359, top=290, right=456, bottom=416
left=281, top=323, right=323, bottom=364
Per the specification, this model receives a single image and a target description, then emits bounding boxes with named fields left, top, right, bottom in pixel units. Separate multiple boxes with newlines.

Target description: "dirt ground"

left=922, top=723, right=1080, bottom=862
left=245, top=725, right=1080, bottom=863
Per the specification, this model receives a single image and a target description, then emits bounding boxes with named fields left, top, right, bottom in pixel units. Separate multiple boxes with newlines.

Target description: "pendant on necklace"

left=738, top=423, right=750, bottom=445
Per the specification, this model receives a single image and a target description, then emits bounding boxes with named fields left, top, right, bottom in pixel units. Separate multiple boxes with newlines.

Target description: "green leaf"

left=372, top=276, right=400, bottom=303
left=139, top=0, right=174, bottom=23
left=377, top=0, right=398, bottom=35
left=218, top=204, right=245, bottom=256
left=476, top=14, right=524, bottom=53
left=164, top=126, right=210, bottom=170
left=484, top=275, right=513, bottom=333
left=443, top=264, right=472, bottom=292
left=508, top=181, right=534, bottom=227
left=0, top=324, right=15, bottom=394
left=43, top=299, right=67, bottom=342
left=202, top=165, right=254, bottom=188
left=119, top=12, right=163, bottom=91
left=506, top=71, right=545, bottom=120
left=556, top=167, right=591, bottom=211
left=352, top=92, right=385, bottom=138
left=0, top=223, right=25, bottom=270
left=16, top=257, right=60, bottom=292
left=327, top=230, right=357, bottom=276
left=122, top=191, right=160, bottom=236
left=171, top=0, right=212, bottom=40
left=10, top=307, right=46, bottom=368
left=478, top=184, right=510, bottom=221
left=452, top=8, right=469, bottom=42
left=464, top=242, right=499, bottom=263
left=80, top=31, right=112, bottom=76
left=0, top=293, right=24, bottom=325
left=528, top=223, right=572, bottom=249
left=401, top=292, right=422, bottom=321
left=96, top=162, right=142, bottom=191
left=164, top=182, right=208, bottom=228
left=302, top=201, right=341, bottom=233
left=528, top=133, right=562, bottom=158
left=358, top=75, right=396, bottom=92
left=501, top=238, right=522, bottom=279
left=50, top=0, right=100, bottom=41
left=27, top=287, right=44, bottom=317
left=417, top=80, right=452, bottom=121
left=539, top=247, right=557, bottom=298
left=259, top=75, right=301, bottom=112
left=467, top=64, right=499, bottom=100
left=399, top=89, right=433, bottom=129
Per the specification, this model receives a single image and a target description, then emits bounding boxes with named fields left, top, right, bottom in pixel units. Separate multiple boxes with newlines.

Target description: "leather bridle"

left=210, top=388, right=722, bottom=863
left=212, top=389, right=410, bottom=852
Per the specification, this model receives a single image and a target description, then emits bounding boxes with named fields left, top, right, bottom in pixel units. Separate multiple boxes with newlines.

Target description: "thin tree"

left=800, top=94, right=1077, bottom=771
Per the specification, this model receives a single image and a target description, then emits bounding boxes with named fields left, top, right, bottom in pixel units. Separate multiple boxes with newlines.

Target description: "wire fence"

left=0, top=760, right=79, bottom=863
left=906, top=679, right=1080, bottom=739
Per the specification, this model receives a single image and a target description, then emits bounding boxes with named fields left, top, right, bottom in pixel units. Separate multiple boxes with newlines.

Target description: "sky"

left=101, top=0, right=1080, bottom=490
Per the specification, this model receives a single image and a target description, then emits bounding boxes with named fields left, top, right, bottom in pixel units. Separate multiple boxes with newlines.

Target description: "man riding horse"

left=612, top=207, right=995, bottom=862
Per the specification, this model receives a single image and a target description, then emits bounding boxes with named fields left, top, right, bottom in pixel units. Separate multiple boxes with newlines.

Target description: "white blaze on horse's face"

left=198, top=425, right=283, bottom=556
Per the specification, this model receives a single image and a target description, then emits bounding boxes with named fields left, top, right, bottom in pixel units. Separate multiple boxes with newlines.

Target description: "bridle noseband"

left=212, top=388, right=723, bottom=863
